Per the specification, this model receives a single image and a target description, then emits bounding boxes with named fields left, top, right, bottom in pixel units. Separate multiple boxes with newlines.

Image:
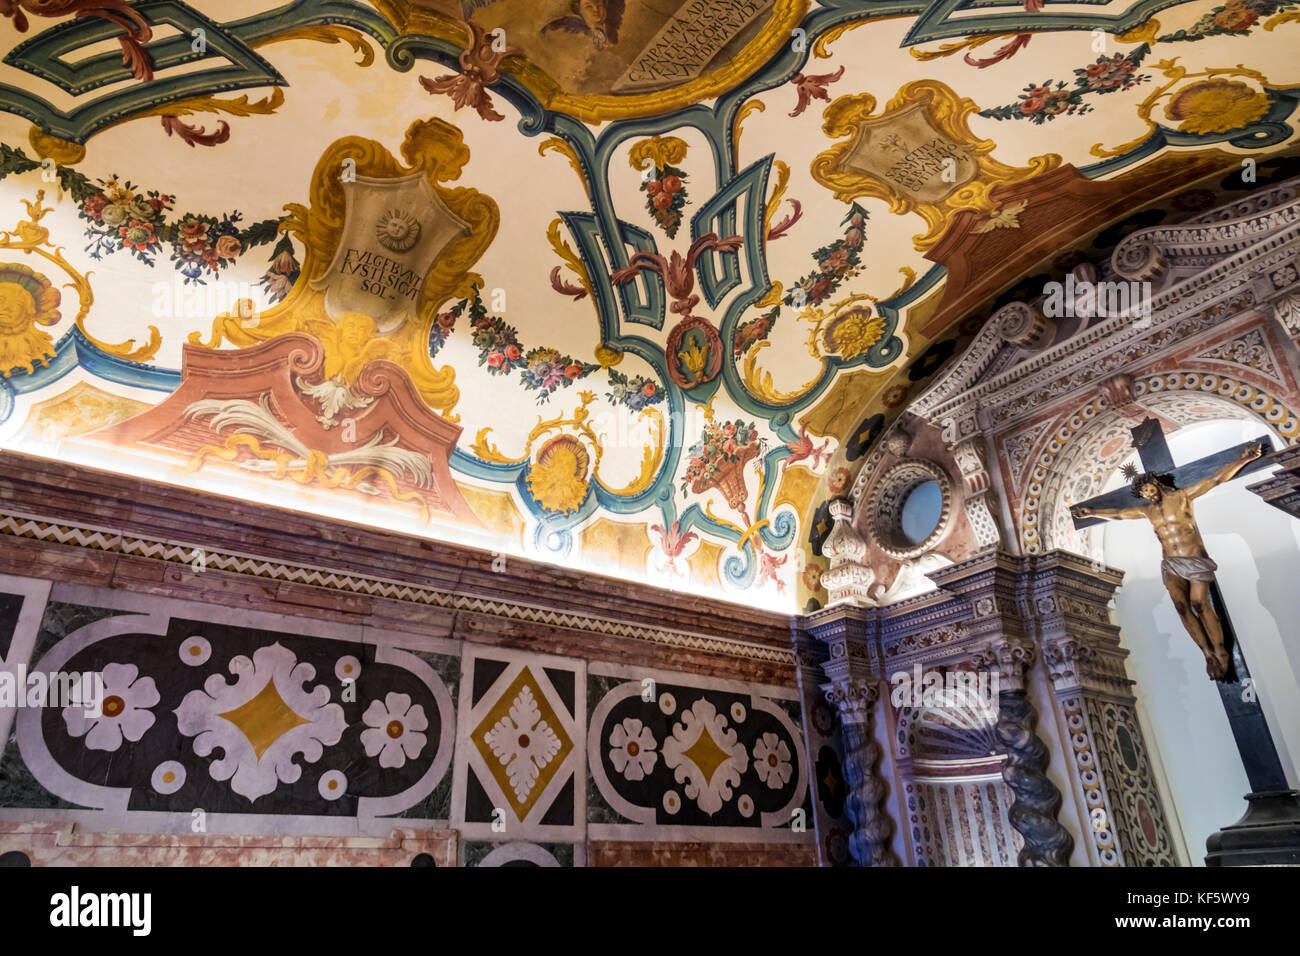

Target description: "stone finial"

left=820, top=499, right=878, bottom=605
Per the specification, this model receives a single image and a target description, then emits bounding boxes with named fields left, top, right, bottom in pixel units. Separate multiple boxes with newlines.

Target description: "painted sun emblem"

left=375, top=208, right=421, bottom=252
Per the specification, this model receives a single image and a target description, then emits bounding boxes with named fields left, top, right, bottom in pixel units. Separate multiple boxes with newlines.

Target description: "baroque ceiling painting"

left=1, top=0, right=1298, bottom=612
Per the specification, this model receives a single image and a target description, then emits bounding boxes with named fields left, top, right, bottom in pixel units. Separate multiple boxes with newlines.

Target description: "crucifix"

left=1069, top=418, right=1269, bottom=681
left=1069, top=417, right=1300, bottom=866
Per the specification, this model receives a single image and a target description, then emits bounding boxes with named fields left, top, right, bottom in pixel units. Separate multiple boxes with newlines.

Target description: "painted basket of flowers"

left=683, top=419, right=764, bottom=523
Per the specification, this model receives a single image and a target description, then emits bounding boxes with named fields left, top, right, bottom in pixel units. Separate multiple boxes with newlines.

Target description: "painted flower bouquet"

left=641, top=164, right=689, bottom=238
left=520, top=347, right=598, bottom=400
left=80, top=177, right=173, bottom=265
left=682, top=418, right=765, bottom=523
left=606, top=367, right=664, bottom=412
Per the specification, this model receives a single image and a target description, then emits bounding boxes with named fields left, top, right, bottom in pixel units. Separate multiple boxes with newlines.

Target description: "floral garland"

left=733, top=306, right=778, bottom=358
left=432, top=285, right=599, bottom=401
left=640, top=163, right=689, bottom=238
left=606, top=367, right=664, bottom=412
left=1158, top=0, right=1297, bottom=41
left=728, top=202, right=867, bottom=360
left=979, top=48, right=1150, bottom=124
left=0, top=144, right=291, bottom=295
left=681, top=418, right=764, bottom=496
left=784, top=202, right=868, bottom=308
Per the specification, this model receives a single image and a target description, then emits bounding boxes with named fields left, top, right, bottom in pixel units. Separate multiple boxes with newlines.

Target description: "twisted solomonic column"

left=974, top=639, right=1074, bottom=867
left=823, top=678, right=899, bottom=867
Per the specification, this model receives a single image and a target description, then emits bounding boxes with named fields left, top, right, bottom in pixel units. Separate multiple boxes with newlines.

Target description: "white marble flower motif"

left=484, top=685, right=562, bottom=802
left=753, top=732, right=793, bottom=790
left=360, top=692, right=428, bottom=769
left=662, top=698, right=749, bottom=815
left=175, top=643, right=345, bottom=803
left=609, top=717, right=658, bottom=781
left=62, top=662, right=159, bottom=752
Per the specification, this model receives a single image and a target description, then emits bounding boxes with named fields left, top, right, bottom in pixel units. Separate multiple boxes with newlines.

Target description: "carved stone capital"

left=972, top=637, right=1036, bottom=692
left=1042, top=636, right=1133, bottom=695
left=821, top=677, right=880, bottom=726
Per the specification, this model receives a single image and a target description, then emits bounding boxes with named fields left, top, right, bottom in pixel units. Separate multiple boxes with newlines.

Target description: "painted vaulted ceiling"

left=0, top=0, right=1298, bottom=611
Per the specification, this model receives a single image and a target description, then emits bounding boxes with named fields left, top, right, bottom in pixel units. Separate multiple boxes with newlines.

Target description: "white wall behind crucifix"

left=1102, top=419, right=1300, bottom=865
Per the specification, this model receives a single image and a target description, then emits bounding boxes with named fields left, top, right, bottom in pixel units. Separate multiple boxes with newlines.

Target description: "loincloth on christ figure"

left=1160, top=555, right=1218, bottom=582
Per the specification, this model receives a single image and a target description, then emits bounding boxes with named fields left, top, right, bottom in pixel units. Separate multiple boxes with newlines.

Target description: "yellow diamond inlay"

left=683, top=725, right=732, bottom=785
left=218, top=679, right=309, bottom=760
left=471, top=667, right=573, bottom=820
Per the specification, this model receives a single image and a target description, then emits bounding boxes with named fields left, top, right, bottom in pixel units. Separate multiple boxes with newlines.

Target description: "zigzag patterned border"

left=0, top=510, right=793, bottom=666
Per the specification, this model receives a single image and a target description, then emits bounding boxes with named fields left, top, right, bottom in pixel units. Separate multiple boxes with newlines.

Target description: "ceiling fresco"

left=0, top=0, right=1298, bottom=610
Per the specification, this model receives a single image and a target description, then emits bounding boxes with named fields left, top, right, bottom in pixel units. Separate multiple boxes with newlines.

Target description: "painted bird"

left=783, top=425, right=831, bottom=472
left=541, top=0, right=626, bottom=50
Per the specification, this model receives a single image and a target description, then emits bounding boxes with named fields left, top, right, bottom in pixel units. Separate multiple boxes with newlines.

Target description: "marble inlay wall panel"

left=0, top=582, right=459, bottom=834
left=587, top=661, right=812, bottom=846
left=0, top=575, right=811, bottom=865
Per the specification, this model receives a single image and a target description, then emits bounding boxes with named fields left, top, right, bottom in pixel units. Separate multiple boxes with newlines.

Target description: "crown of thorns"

left=1120, top=462, right=1175, bottom=496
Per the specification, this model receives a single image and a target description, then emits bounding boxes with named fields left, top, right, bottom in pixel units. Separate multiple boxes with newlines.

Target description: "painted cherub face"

left=0, top=283, right=36, bottom=333
left=338, top=312, right=377, bottom=352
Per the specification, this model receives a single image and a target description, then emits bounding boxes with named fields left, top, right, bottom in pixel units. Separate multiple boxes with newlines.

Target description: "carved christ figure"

left=1070, top=441, right=1264, bottom=681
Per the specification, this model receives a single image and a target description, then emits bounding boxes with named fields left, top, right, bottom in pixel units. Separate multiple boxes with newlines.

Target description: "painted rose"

left=504, top=343, right=521, bottom=361
left=436, top=311, right=456, bottom=330
left=487, top=350, right=504, bottom=367
left=644, top=179, right=662, bottom=195
left=178, top=219, right=211, bottom=254
left=640, top=381, right=656, bottom=397
left=822, top=248, right=850, bottom=272
left=214, top=235, right=242, bottom=259
left=653, top=191, right=673, bottom=210
left=100, top=202, right=130, bottom=227
left=1214, top=0, right=1261, bottom=29
left=61, top=662, right=159, bottom=752
left=564, top=363, right=583, bottom=379
left=722, top=423, right=737, bottom=437
left=81, top=193, right=108, bottom=221
left=663, top=175, right=682, bottom=193
left=360, top=692, right=428, bottom=769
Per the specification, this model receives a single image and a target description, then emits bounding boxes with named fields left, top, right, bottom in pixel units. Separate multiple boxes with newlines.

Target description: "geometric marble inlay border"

left=0, top=510, right=793, bottom=666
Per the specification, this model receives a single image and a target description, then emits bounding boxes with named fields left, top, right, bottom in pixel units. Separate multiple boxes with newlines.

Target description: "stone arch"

left=1018, top=373, right=1300, bottom=555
